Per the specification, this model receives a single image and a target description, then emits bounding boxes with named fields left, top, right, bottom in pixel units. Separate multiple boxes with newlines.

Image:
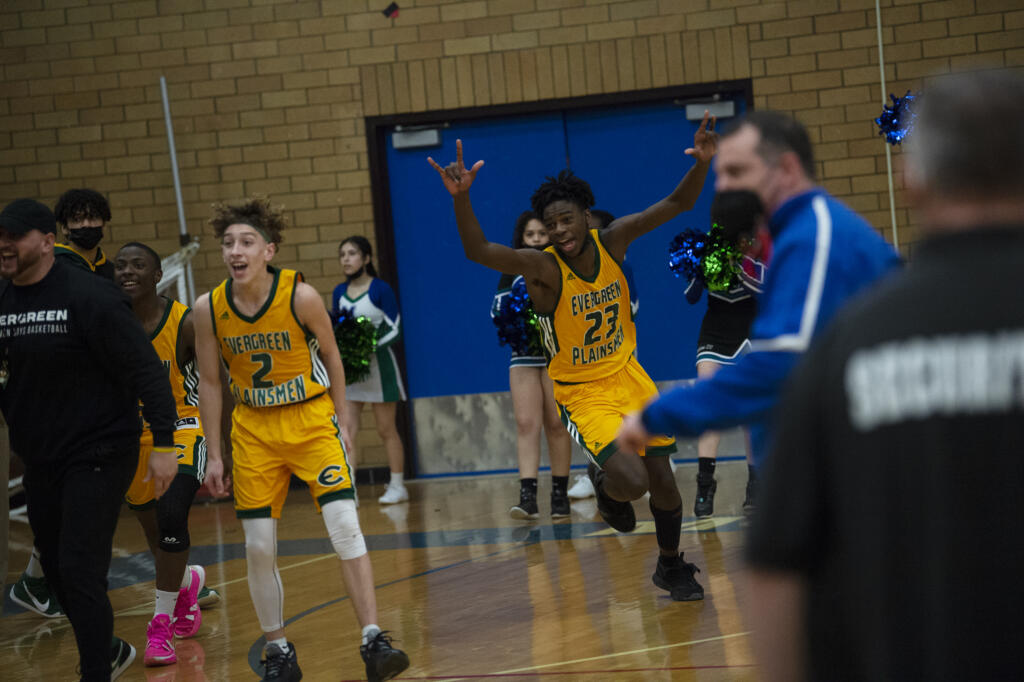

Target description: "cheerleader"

left=491, top=211, right=573, bottom=519
left=332, top=236, right=409, bottom=504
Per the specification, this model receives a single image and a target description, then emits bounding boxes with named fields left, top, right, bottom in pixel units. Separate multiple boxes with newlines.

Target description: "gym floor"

left=2, top=459, right=756, bottom=681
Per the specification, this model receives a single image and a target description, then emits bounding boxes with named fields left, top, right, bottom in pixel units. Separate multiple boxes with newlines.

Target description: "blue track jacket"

left=642, top=188, right=901, bottom=468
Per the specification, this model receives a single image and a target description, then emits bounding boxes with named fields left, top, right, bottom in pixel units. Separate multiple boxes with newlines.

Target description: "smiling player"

left=428, top=113, right=717, bottom=601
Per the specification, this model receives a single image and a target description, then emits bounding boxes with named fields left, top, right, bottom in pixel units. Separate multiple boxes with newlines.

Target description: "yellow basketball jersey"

left=140, top=298, right=200, bottom=441
left=210, top=267, right=329, bottom=408
left=538, top=230, right=637, bottom=383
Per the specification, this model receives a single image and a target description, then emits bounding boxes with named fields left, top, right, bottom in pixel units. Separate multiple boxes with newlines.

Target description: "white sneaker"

left=378, top=485, right=409, bottom=504
left=567, top=474, right=595, bottom=499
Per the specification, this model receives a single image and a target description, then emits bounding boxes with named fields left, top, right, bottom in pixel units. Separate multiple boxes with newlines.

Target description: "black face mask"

left=69, top=226, right=103, bottom=250
left=347, top=265, right=364, bottom=281
left=710, top=190, right=764, bottom=246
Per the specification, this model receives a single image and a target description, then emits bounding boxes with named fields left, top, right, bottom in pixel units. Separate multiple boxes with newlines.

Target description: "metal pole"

left=160, top=76, right=196, bottom=302
left=875, top=0, right=900, bottom=253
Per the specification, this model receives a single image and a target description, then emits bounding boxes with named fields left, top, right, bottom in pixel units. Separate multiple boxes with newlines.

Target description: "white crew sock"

left=155, top=589, right=178, bottom=617
left=362, top=624, right=381, bottom=645
left=388, top=472, right=404, bottom=488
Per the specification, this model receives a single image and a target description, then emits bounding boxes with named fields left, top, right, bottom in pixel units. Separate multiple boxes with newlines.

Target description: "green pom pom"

left=334, top=314, right=378, bottom=385
left=702, top=223, right=744, bottom=291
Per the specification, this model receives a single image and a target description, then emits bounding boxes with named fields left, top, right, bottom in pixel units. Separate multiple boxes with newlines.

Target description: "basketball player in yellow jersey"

left=114, top=242, right=225, bottom=667
left=192, top=197, right=409, bottom=682
left=428, top=112, right=717, bottom=601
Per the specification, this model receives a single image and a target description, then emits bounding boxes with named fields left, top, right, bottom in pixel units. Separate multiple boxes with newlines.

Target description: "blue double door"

left=386, top=98, right=744, bottom=399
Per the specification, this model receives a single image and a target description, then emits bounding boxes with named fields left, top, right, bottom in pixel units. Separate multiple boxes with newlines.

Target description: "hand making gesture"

left=685, top=110, right=718, bottom=164
left=427, top=139, right=485, bottom=197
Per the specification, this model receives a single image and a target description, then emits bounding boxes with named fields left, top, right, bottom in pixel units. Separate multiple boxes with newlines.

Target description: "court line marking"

left=0, top=552, right=348, bottom=649
left=492, top=631, right=751, bottom=674
left=246, top=541, right=538, bottom=673
left=344, top=663, right=757, bottom=681
left=338, top=632, right=753, bottom=681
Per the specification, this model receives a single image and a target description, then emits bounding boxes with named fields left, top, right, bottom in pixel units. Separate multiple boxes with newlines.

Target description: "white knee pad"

left=322, top=499, right=367, bottom=560
left=243, top=517, right=277, bottom=563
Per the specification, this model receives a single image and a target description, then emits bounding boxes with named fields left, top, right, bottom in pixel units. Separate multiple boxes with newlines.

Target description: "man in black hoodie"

left=0, top=198, right=177, bottom=681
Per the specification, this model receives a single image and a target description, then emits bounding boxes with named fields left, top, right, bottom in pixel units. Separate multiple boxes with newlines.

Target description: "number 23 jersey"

left=538, top=229, right=637, bottom=383
left=210, top=267, right=330, bottom=408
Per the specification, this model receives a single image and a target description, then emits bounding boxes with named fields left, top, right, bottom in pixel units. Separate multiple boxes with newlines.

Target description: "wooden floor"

left=1, top=460, right=757, bottom=681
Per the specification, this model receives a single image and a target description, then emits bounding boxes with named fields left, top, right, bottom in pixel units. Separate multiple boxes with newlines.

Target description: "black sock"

left=520, top=478, right=538, bottom=493
left=649, top=500, right=682, bottom=556
left=747, top=465, right=757, bottom=483
left=551, top=476, right=568, bottom=496
left=699, top=458, right=716, bottom=476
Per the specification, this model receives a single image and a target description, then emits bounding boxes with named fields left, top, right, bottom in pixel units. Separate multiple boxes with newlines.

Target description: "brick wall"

left=2, top=0, right=1022, bottom=465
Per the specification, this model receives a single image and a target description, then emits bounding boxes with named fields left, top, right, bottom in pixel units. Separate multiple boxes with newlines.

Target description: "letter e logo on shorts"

left=317, top=464, right=346, bottom=487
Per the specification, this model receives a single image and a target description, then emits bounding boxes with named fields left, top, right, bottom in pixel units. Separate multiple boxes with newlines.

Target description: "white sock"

left=362, top=624, right=381, bottom=645
left=155, top=589, right=178, bottom=617
left=267, top=636, right=289, bottom=653
left=180, top=567, right=192, bottom=590
left=388, top=472, right=404, bottom=488
left=25, top=549, right=44, bottom=578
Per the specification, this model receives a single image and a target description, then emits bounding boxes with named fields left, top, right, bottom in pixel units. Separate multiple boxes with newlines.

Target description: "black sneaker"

left=361, top=630, right=410, bottom=682
left=509, top=487, right=539, bottom=520
left=652, top=554, right=704, bottom=601
left=743, top=473, right=757, bottom=514
left=110, top=636, right=137, bottom=680
left=261, top=642, right=302, bottom=681
left=550, top=490, right=570, bottom=518
left=694, top=472, right=717, bottom=519
left=588, top=462, right=636, bottom=532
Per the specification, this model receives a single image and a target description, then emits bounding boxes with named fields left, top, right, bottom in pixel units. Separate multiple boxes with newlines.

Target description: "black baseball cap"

left=0, top=198, right=57, bottom=236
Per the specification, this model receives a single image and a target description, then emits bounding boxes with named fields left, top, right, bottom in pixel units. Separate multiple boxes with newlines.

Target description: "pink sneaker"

left=145, top=614, right=177, bottom=666
left=172, top=565, right=205, bottom=639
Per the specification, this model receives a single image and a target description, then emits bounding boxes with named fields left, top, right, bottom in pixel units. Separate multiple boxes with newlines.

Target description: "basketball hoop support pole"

left=160, top=76, right=197, bottom=303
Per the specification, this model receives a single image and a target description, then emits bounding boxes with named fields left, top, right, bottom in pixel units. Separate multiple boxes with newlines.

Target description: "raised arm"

left=192, top=293, right=227, bottom=497
left=428, top=139, right=553, bottom=281
left=601, top=111, right=718, bottom=261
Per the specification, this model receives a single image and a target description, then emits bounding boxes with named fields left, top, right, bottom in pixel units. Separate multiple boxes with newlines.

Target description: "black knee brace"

left=156, top=474, right=201, bottom=553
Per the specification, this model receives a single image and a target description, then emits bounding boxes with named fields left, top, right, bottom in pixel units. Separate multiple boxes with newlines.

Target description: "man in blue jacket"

left=617, top=111, right=901, bottom=483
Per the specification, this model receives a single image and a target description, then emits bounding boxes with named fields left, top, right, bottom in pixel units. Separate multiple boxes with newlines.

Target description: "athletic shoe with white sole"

left=111, top=636, right=137, bottom=680
left=9, top=573, right=64, bottom=618
left=144, top=614, right=176, bottom=666
left=173, top=565, right=205, bottom=638
left=378, top=485, right=409, bottom=505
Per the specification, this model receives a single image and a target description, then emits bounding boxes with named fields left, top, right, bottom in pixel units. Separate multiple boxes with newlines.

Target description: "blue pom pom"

left=493, top=278, right=543, bottom=356
left=668, top=229, right=708, bottom=280
left=336, top=305, right=356, bottom=326
left=875, top=91, right=918, bottom=146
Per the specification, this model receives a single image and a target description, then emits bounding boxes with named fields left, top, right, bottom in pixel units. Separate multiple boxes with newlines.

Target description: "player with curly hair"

left=193, top=196, right=409, bottom=682
left=429, top=112, right=718, bottom=602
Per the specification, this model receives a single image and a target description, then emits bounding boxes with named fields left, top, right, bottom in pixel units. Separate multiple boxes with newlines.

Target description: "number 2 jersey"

left=538, top=229, right=637, bottom=383
left=209, top=267, right=329, bottom=408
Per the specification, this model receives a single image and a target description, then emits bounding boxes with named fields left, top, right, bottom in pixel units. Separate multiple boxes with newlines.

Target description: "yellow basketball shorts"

left=552, top=356, right=676, bottom=467
left=231, top=392, right=354, bottom=519
left=126, top=417, right=207, bottom=510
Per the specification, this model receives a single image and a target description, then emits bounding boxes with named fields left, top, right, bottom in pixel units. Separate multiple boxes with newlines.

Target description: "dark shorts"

left=697, top=297, right=755, bottom=366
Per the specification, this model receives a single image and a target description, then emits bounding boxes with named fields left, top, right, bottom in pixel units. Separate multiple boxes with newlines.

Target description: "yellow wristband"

left=152, top=446, right=176, bottom=454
